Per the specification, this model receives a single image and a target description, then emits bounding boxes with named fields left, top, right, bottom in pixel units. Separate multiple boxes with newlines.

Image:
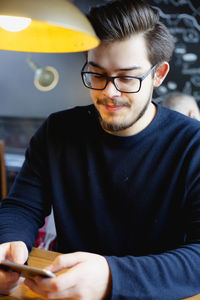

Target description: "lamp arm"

left=26, top=56, right=40, bottom=71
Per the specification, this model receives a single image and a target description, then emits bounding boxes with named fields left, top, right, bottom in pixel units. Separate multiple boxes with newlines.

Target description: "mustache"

left=96, top=98, right=131, bottom=107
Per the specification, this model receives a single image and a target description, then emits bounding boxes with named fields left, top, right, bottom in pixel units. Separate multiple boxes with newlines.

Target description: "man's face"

left=87, top=34, right=157, bottom=135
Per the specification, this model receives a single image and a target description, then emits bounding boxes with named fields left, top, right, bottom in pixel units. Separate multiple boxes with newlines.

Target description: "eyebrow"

left=88, top=61, right=141, bottom=72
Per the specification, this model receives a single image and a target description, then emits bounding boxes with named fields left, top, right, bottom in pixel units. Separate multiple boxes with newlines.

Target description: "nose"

left=102, top=80, right=121, bottom=98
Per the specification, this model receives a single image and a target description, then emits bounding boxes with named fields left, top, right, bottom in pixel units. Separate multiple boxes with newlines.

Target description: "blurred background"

left=0, top=0, right=199, bottom=192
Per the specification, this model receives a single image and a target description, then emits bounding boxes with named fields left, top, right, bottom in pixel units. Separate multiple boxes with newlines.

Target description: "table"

left=0, top=247, right=199, bottom=299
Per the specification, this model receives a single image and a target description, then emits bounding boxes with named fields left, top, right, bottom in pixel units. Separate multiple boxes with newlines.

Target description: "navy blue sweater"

left=1, top=103, right=200, bottom=299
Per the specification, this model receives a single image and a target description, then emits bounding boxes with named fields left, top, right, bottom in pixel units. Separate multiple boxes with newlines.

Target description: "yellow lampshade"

left=0, top=0, right=99, bottom=53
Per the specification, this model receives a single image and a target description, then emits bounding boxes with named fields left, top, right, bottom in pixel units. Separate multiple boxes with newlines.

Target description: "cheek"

left=128, top=83, right=153, bottom=107
left=139, top=77, right=154, bottom=97
left=90, top=90, right=101, bottom=102
left=128, top=94, right=141, bottom=106
left=90, top=90, right=96, bottom=99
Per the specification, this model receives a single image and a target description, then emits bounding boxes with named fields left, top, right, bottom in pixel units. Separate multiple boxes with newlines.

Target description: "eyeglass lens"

left=83, top=73, right=141, bottom=93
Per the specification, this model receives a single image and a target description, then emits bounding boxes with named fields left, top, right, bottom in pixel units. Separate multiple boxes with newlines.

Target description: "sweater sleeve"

left=105, top=243, right=200, bottom=300
left=105, top=135, right=200, bottom=300
left=0, top=118, right=51, bottom=251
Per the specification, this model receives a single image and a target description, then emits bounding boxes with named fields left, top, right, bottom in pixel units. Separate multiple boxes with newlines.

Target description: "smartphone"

left=0, top=260, right=56, bottom=279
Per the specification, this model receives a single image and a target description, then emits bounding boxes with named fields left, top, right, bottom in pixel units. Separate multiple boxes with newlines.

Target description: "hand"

left=0, top=241, right=28, bottom=295
left=24, top=251, right=112, bottom=299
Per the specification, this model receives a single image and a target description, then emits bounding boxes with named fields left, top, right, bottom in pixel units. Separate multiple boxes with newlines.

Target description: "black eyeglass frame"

left=81, top=62, right=157, bottom=94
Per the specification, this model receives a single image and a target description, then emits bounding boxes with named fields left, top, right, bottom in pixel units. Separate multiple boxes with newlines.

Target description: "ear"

left=189, top=110, right=200, bottom=120
left=188, top=110, right=194, bottom=118
left=153, top=62, right=169, bottom=87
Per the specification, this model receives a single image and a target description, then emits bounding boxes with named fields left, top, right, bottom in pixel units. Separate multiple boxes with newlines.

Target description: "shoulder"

left=157, top=103, right=200, bottom=132
left=48, top=104, right=95, bottom=123
left=48, top=104, right=98, bottom=141
left=155, top=103, right=200, bottom=150
left=31, top=105, right=96, bottom=142
left=38, top=104, right=96, bottom=132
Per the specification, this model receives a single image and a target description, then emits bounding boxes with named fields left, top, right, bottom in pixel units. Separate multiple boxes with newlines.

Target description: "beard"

left=96, top=93, right=152, bottom=133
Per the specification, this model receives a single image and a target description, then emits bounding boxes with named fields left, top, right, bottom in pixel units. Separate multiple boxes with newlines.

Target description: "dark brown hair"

left=87, top=0, right=174, bottom=65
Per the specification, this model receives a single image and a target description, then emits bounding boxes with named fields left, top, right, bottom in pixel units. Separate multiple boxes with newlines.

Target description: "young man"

left=162, top=92, right=200, bottom=120
left=0, top=0, right=200, bottom=299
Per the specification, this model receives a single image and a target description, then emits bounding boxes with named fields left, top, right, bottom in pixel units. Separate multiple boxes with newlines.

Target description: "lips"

left=105, top=104, right=124, bottom=112
left=96, top=98, right=130, bottom=112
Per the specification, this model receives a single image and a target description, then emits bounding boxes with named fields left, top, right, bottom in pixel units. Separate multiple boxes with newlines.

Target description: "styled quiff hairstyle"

left=87, top=0, right=174, bottom=66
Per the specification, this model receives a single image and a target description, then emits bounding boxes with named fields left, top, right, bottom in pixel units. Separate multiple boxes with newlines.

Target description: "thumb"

left=10, top=242, right=29, bottom=264
left=0, top=242, right=11, bottom=262
left=46, top=252, right=84, bottom=273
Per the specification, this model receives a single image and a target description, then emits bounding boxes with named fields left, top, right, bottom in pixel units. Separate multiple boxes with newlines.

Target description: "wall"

left=0, top=51, right=92, bottom=118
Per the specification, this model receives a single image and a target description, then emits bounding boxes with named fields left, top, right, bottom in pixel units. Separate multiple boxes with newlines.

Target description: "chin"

left=101, top=119, right=130, bottom=132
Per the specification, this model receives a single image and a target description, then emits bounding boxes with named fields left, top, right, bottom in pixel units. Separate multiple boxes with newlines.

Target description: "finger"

left=0, top=285, right=19, bottom=296
left=10, top=242, right=28, bottom=264
left=25, top=276, right=54, bottom=293
left=39, top=285, right=78, bottom=299
left=25, top=275, right=78, bottom=300
left=24, top=278, right=50, bottom=298
left=46, top=252, right=85, bottom=273
left=0, top=269, right=20, bottom=283
left=0, top=243, right=10, bottom=262
left=0, top=270, right=22, bottom=295
left=0, top=242, right=28, bottom=264
left=29, top=268, right=76, bottom=292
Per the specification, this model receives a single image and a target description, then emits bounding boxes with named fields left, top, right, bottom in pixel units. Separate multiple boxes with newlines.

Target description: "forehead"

left=88, top=34, right=151, bottom=71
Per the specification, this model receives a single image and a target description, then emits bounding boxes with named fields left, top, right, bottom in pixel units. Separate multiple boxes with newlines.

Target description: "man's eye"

left=119, top=77, right=133, bottom=82
left=92, top=74, right=104, bottom=79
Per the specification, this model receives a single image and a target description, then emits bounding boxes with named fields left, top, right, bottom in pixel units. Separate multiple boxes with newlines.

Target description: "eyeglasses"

left=81, top=62, right=157, bottom=93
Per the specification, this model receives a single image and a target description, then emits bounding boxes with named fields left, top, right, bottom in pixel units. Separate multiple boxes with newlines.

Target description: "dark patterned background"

left=148, top=0, right=200, bottom=104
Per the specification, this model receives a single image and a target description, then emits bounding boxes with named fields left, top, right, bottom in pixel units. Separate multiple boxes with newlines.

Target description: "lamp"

left=0, top=0, right=99, bottom=53
left=26, top=55, right=59, bottom=91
